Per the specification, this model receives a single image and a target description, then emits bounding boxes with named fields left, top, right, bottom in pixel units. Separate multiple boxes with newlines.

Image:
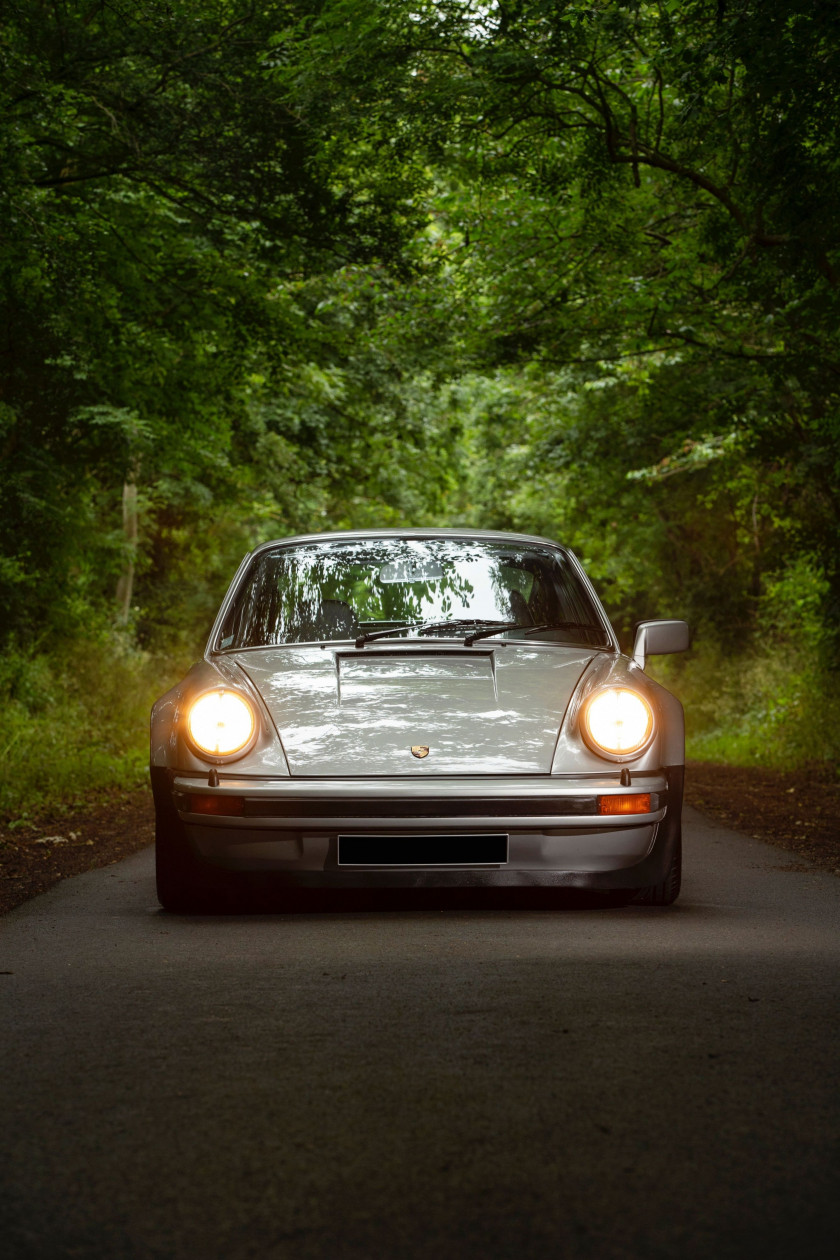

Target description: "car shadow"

left=191, top=884, right=643, bottom=915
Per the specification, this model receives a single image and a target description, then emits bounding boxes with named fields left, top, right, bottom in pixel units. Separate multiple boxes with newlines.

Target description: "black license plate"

left=338, top=834, right=508, bottom=866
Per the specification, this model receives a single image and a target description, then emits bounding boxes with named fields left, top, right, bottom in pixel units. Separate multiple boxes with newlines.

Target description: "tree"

left=0, top=0, right=435, bottom=643
left=281, top=0, right=840, bottom=640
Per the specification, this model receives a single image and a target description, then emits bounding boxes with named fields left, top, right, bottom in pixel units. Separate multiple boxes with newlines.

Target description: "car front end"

left=151, top=530, right=686, bottom=910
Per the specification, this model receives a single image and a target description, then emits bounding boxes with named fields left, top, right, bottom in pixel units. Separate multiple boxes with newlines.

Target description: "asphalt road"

left=2, top=806, right=838, bottom=1260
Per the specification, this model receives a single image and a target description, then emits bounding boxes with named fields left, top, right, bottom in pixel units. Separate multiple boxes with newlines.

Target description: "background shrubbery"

left=666, top=559, right=839, bottom=769
left=0, top=629, right=189, bottom=820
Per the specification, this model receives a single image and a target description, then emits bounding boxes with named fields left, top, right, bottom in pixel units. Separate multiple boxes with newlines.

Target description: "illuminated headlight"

left=187, top=690, right=255, bottom=757
left=581, top=688, right=653, bottom=758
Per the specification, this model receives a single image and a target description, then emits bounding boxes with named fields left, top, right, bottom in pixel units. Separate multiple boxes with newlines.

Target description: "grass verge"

left=0, top=632, right=190, bottom=824
left=649, top=642, right=840, bottom=773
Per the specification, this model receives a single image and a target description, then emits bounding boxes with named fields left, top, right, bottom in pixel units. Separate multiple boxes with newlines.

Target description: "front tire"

left=155, top=813, right=211, bottom=912
left=633, top=763, right=684, bottom=907
left=152, top=768, right=226, bottom=912
left=634, top=831, right=682, bottom=906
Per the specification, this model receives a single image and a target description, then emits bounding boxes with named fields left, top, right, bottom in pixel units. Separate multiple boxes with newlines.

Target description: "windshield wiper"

left=354, top=622, right=425, bottom=648
left=416, top=618, right=507, bottom=637
left=463, top=620, right=602, bottom=646
left=354, top=618, right=510, bottom=649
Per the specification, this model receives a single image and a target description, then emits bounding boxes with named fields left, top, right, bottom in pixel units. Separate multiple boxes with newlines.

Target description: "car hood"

left=234, top=643, right=595, bottom=776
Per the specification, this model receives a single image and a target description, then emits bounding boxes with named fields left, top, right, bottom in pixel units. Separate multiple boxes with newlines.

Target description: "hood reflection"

left=236, top=645, right=593, bottom=776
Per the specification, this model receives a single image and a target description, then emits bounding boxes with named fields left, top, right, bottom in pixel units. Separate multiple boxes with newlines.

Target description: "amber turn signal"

left=597, top=793, right=651, bottom=816
left=188, top=794, right=245, bottom=817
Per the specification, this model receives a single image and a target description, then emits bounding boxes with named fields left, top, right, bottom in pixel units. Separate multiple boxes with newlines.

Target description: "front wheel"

left=155, top=813, right=218, bottom=912
left=634, top=831, right=682, bottom=906
left=152, top=768, right=229, bottom=912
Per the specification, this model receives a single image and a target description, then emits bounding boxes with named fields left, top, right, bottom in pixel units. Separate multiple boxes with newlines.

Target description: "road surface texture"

left=2, top=805, right=838, bottom=1260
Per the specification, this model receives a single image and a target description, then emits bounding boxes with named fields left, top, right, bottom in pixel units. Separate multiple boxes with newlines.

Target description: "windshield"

left=217, top=537, right=611, bottom=649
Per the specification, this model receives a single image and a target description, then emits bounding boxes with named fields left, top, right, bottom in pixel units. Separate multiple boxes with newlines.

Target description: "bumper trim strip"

left=238, top=795, right=609, bottom=819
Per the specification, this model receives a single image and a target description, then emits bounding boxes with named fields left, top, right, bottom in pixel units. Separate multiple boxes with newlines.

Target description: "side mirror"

left=632, top=619, right=689, bottom=669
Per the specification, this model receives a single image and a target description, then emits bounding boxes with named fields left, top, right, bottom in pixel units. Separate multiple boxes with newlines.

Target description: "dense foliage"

left=1, top=1, right=838, bottom=811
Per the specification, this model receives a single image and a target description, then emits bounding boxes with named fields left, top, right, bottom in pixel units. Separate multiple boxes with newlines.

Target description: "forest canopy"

left=1, top=0, right=839, bottom=809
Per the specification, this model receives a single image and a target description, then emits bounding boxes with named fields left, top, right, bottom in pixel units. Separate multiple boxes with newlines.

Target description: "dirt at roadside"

left=684, top=760, right=840, bottom=874
left=0, top=762, right=837, bottom=915
left=0, top=789, right=155, bottom=916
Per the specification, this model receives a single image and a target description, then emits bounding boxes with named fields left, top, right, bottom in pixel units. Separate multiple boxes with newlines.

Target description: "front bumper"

left=159, top=771, right=680, bottom=891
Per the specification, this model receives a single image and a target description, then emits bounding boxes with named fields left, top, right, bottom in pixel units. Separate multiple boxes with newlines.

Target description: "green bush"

left=648, top=559, right=839, bottom=772
left=0, top=631, right=191, bottom=822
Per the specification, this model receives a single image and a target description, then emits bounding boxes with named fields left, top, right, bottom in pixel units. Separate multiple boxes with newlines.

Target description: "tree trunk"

left=115, top=474, right=138, bottom=624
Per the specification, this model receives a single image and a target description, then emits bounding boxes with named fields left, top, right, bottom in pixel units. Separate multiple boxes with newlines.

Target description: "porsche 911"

left=150, top=530, right=688, bottom=911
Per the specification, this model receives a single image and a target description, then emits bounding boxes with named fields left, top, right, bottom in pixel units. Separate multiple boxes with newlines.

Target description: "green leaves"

left=2, top=0, right=839, bottom=680
left=0, top=1, right=443, bottom=644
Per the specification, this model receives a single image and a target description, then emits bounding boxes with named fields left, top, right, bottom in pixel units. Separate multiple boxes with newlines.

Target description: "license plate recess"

left=338, top=834, right=508, bottom=866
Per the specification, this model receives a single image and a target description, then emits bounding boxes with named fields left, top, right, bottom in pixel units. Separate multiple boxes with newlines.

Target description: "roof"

left=248, top=527, right=569, bottom=557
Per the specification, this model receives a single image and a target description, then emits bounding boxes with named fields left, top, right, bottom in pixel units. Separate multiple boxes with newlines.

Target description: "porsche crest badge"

left=411, top=745, right=430, bottom=759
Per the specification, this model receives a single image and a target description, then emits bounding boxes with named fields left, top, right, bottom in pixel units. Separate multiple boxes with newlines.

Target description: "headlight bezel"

left=184, top=687, right=258, bottom=763
left=579, top=686, right=655, bottom=762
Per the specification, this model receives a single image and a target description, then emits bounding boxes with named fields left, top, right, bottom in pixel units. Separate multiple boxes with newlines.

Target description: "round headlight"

left=187, top=690, right=255, bottom=757
left=582, top=688, right=653, bottom=757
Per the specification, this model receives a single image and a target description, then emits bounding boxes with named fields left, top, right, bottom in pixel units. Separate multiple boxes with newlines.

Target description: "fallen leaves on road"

left=0, top=789, right=155, bottom=915
left=685, top=760, right=840, bottom=874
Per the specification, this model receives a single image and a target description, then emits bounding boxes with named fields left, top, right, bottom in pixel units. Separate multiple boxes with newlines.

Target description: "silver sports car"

left=151, top=529, right=689, bottom=911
